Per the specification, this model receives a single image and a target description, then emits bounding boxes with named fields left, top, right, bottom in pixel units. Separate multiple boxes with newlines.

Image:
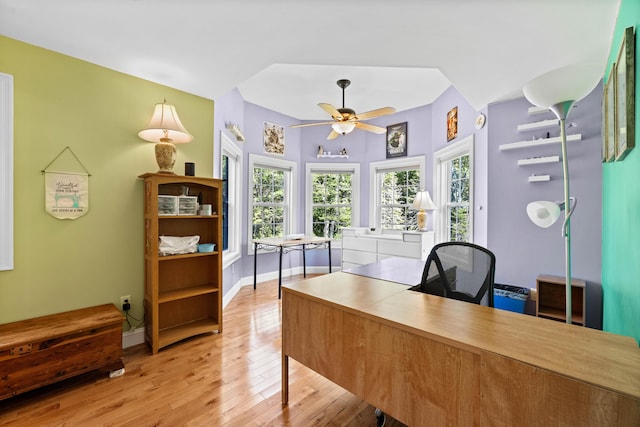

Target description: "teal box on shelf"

left=494, top=284, right=528, bottom=313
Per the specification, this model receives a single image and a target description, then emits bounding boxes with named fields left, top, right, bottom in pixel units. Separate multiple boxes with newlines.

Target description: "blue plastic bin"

left=494, top=284, right=528, bottom=313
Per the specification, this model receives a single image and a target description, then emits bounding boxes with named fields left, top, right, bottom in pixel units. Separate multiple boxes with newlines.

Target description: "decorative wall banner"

left=45, top=171, right=89, bottom=219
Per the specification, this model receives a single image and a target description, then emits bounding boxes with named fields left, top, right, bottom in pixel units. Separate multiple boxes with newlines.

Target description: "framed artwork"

left=603, top=71, right=616, bottom=162
left=447, top=107, right=458, bottom=142
left=386, top=122, right=408, bottom=158
left=614, top=26, right=635, bottom=161
left=263, top=122, right=285, bottom=155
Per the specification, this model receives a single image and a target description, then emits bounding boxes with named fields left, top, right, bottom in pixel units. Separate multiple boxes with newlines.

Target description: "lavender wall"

left=215, top=83, right=603, bottom=329
left=487, top=83, right=603, bottom=328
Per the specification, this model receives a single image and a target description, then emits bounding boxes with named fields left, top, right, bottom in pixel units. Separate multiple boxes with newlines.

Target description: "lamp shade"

left=522, top=62, right=602, bottom=108
left=412, top=190, right=436, bottom=211
left=138, top=101, right=193, bottom=143
left=526, top=201, right=561, bottom=228
left=331, top=121, right=356, bottom=135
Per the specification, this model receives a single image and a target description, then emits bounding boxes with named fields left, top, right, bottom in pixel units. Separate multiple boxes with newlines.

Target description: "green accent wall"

left=0, top=36, right=214, bottom=324
left=602, top=0, right=640, bottom=345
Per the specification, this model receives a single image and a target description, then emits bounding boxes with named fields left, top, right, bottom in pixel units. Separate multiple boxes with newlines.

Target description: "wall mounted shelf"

left=528, top=106, right=550, bottom=115
left=317, top=154, right=349, bottom=159
left=517, top=155, right=560, bottom=166
left=528, top=175, right=551, bottom=182
left=517, top=119, right=559, bottom=132
left=499, top=133, right=581, bottom=151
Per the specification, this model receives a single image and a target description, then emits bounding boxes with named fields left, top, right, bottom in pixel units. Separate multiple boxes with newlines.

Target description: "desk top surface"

left=283, top=272, right=640, bottom=400
left=252, top=236, right=332, bottom=247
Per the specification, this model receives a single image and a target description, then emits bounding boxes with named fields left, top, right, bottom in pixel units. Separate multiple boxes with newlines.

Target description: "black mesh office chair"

left=412, top=242, right=496, bottom=307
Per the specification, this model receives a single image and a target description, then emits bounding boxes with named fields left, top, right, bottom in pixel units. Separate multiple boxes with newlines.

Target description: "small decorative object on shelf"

left=340, top=147, right=347, bottom=156
left=318, top=145, right=323, bottom=156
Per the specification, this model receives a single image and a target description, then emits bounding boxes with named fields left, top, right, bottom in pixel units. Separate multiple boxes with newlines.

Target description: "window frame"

left=305, top=162, right=361, bottom=245
left=221, top=132, right=242, bottom=269
left=0, top=73, right=13, bottom=271
left=369, top=155, right=425, bottom=232
left=433, top=134, right=474, bottom=243
left=248, top=153, right=297, bottom=255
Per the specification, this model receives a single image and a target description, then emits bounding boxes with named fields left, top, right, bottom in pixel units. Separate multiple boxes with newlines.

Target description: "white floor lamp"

left=523, top=63, right=601, bottom=324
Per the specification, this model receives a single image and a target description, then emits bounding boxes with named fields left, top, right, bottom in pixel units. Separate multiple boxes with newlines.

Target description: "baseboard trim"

left=122, top=327, right=145, bottom=349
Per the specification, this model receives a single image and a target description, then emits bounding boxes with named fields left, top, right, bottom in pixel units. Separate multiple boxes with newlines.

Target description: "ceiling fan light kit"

left=291, top=79, right=396, bottom=140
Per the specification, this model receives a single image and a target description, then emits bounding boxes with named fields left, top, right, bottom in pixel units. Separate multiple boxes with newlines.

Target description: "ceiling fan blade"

left=353, top=106, right=396, bottom=121
left=355, top=122, right=386, bottom=134
left=290, top=121, right=336, bottom=128
left=326, top=129, right=340, bottom=140
left=319, top=103, right=344, bottom=120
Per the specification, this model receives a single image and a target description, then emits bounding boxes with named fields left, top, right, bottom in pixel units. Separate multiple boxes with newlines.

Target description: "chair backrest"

left=417, top=242, right=496, bottom=307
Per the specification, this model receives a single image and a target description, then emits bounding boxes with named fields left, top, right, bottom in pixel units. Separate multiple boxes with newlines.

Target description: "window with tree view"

left=311, top=172, right=352, bottom=239
left=447, top=154, right=470, bottom=241
left=252, top=167, right=286, bottom=239
left=380, top=169, right=420, bottom=231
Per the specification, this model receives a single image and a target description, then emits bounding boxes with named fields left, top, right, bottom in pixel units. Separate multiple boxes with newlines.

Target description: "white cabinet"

left=341, top=228, right=434, bottom=270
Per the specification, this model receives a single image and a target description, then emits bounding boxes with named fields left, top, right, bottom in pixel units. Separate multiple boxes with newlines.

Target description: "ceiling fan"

left=291, top=79, right=396, bottom=140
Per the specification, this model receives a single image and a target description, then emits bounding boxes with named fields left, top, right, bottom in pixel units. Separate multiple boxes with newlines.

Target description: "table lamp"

left=412, top=190, right=436, bottom=232
left=523, top=62, right=601, bottom=324
left=138, top=100, right=193, bottom=174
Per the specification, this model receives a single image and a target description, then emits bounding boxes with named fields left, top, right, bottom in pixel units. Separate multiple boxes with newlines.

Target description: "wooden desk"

left=252, top=236, right=332, bottom=298
left=281, top=272, right=640, bottom=426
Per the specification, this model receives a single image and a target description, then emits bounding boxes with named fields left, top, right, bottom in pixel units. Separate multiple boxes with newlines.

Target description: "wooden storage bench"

left=0, top=303, right=124, bottom=400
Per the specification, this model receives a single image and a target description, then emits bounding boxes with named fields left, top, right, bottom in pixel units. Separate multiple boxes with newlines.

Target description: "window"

left=369, top=156, right=425, bottom=232
left=433, top=135, right=474, bottom=243
left=221, top=132, right=242, bottom=268
left=248, top=154, right=297, bottom=251
left=0, top=73, right=13, bottom=271
left=305, top=163, right=360, bottom=240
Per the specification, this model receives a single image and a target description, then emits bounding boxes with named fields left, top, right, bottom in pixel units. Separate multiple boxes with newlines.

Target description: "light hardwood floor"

left=0, top=275, right=406, bottom=426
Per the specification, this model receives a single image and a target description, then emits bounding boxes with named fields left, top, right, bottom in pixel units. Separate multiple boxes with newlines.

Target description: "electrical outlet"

left=120, top=295, right=131, bottom=311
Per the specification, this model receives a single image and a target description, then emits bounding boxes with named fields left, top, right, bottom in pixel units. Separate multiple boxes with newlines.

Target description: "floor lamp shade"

left=526, top=201, right=561, bottom=228
left=522, top=62, right=602, bottom=108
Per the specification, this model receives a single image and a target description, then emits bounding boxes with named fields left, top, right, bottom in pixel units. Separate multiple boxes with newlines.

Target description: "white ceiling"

left=0, top=0, right=619, bottom=120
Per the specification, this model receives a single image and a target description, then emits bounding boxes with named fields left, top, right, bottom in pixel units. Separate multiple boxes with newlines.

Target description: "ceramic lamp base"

left=417, top=210, right=428, bottom=231
left=155, top=142, right=177, bottom=174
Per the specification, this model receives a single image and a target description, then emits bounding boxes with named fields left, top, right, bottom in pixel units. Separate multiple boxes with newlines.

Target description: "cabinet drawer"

left=342, top=249, right=378, bottom=265
left=378, top=239, right=422, bottom=259
left=342, top=236, right=378, bottom=252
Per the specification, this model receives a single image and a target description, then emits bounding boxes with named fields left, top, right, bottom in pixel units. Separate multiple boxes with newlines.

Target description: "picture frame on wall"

left=386, top=122, right=408, bottom=158
left=447, top=107, right=458, bottom=142
left=614, top=26, right=635, bottom=161
left=263, top=122, right=285, bottom=155
left=603, top=71, right=616, bottom=162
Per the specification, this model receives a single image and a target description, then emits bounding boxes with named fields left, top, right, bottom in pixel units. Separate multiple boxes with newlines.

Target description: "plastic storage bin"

left=494, top=284, right=528, bottom=313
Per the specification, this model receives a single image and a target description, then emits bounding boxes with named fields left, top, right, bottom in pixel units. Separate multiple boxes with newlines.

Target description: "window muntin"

left=369, top=156, right=425, bottom=233
left=311, top=172, right=352, bottom=239
left=252, top=167, right=286, bottom=239
left=305, top=163, right=360, bottom=242
left=446, top=154, right=470, bottom=242
left=379, top=168, right=420, bottom=231
left=248, top=154, right=296, bottom=250
left=433, top=135, right=473, bottom=243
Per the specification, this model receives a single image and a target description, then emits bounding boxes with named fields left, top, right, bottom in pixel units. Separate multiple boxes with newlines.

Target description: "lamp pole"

left=549, top=100, right=575, bottom=325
